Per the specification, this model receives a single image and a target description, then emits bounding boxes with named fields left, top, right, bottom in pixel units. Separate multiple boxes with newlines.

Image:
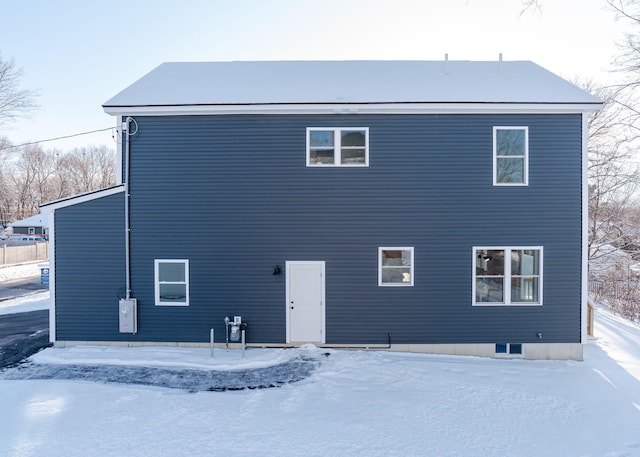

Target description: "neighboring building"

left=10, top=214, right=49, bottom=238
left=42, top=60, right=601, bottom=359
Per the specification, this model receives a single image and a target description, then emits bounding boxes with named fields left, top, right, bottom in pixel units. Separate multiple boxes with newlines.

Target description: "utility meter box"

left=119, top=298, right=137, bottom=334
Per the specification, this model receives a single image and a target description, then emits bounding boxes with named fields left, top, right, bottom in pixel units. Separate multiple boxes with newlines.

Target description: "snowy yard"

left=0, top=285, right=639, bottom=456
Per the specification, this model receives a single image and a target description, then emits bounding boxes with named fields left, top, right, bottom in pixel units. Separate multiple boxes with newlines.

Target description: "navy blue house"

left=42, top=60, right=601, bottom=359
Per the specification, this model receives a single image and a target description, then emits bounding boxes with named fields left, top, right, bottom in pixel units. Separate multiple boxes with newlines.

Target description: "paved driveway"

left=0, top=271, right=50, bottom=368
left=0, top=310, right=50, bottom=368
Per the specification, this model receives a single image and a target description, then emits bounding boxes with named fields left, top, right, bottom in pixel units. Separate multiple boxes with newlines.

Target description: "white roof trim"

left=40, top=185, right=125, bottom=211
left=104, top=102, right=601, bottom=117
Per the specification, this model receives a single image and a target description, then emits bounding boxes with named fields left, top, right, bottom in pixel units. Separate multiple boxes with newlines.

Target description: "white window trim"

left=495, top=343, right=525, bottom=358
left=493, top=126, right=529, bottom=186
left=306, top=127, right=369, bottom=167
left=154, top=259, right=190, bottom=306
left=472, top=246, right=543, bottom=306
left=378, top=247, right=414, bottom=287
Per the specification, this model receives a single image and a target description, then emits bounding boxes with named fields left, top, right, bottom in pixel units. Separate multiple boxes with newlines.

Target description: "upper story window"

left=473, top=247, right=542, bottom=306
left=379, top=247, right=414, bottom=286
left=493, top=127, right=528, bottom=186
left=307, top=127, right=369, bottom=167
left=155, top=259, right=190, bottom=306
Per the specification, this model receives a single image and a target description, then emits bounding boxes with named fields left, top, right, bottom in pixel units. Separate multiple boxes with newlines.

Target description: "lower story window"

left=155, top=259, right=189, bottom=306
left=379, top=247, right=414, bottom=286
left=473, top=247, right=542, bottom=305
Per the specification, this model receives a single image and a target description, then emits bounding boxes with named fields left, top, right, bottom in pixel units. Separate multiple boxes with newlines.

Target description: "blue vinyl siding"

left=54, top=113, right=583, bottom=345
left=54, top=192, right=127, bottom=341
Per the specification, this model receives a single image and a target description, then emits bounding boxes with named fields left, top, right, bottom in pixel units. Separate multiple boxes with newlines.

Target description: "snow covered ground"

left=0, top=263, right=43, bottom=283
left=0, top=290, right=49, bottom=315
left=0, top=268, right=639, bottom=456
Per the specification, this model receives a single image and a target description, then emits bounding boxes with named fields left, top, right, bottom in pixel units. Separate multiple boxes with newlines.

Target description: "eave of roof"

left=40, top=185, right=125, bottom=211
left=103, top=101, right=602, bottom=116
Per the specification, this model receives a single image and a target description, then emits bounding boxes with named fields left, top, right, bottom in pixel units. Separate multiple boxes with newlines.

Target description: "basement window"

left=496, top=343, right=524, bottom=357
left=155, top=259, right=189, bottom=306
left=307, top=127, right=369, bottom=166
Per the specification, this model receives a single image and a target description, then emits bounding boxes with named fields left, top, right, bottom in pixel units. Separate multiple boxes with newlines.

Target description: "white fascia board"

left=103, top=102, right=603, bottom=117
left=40, top=185, right=125, bottom=211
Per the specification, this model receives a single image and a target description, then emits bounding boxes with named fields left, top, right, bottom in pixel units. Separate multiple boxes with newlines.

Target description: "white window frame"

left=472, top=246, right=543, bottom=306
left=378, top=247, right=414, bottom=287
left=495, top=343, right=525, bottom=358
left=306, top=127, right=369, bottom=167
left=493, top=126, right=529, bottom=186
left=154, top=259, right=190, bottom=306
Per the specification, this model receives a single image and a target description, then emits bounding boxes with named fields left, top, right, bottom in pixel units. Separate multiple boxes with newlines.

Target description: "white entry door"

left=286, top=261, right=325, bottom=344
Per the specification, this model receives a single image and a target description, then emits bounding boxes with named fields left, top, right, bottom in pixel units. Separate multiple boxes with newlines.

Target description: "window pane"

left=309, top=149, right=335, bottom=164
left=476, top=250, right=504, bottom=276
left=341, top=148, right=366, bottom=164
left=511, top=250, right=539, bottom=275
left=475, top=277, right=504, bottom=303
left=496, top=343, right=508, bottom=353
left=382, top=250, right=411, bottom=266
left=341, top=130, right=366, bottom=146
left=159, top=262, right=185, bottom=282
left=496, top=129, right=525, bottom=156
left=309, top=130, right=334, bottom=147
left=159, top=283, right=187, bottom=302
left=382, top=267, right=412, bottom=284
left=509, top=343, right=523, bottom=354
left=511, top=277, right=539, bottom=302
left=496, top=157, right=524, bottom=183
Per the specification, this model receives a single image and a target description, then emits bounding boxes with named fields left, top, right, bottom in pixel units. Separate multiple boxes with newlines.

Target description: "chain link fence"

left=589, top=280, right=640, bottom=323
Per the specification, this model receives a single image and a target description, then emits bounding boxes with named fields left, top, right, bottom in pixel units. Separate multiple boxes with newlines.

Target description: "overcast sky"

left=0, top=0, right=628, bottom=151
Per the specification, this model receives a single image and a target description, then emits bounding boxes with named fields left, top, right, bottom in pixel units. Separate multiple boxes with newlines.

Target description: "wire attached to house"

left=126, top=117, right=139, bottom=136
left=0, top=127, right=115, bottom=151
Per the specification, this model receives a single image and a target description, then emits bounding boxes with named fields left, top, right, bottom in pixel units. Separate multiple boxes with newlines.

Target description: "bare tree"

left=0, top=143, right=116, bottom=224
left=586, top=81, right=640, bottom=324
left=0, top=54, right=38, bottom=127
left=55, top=146, right=117, bottom=195
left=10, top=146, right=37, bottom=220
left=0, top=137, right=12, bottom=227
left=607, top=1, right=640, bottom=124
left=582, top=81, right=640, bottom=276
left=520, top=0, right=542, bottom=14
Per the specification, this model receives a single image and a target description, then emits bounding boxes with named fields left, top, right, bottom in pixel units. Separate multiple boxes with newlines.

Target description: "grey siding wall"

left=13, top=227, right=45, bottom=235
left=114, top=113, right=583, bottom=345
left=54, top=192, right=126, bottom=341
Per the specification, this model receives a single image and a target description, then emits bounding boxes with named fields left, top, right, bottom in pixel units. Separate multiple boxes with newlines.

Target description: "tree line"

left=0, top=142, right=116, bottom=227
left=0, top=53, right=116, bottom=228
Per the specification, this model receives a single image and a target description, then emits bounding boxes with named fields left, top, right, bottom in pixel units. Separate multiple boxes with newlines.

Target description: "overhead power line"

left=0, top=126, right=115, bottom=151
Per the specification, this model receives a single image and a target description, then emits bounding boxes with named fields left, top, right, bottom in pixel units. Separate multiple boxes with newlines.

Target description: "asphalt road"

left=0, top=310, right=50, bottom=368
left=0, top=274, right=48, bottom=301
left=0, top=274, right=50, bottom=368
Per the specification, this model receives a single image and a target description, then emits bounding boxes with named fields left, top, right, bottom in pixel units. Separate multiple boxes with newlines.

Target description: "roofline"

left=103, top=101, right=602, bottom=116
left=40, top=185, right=125, bottom=211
